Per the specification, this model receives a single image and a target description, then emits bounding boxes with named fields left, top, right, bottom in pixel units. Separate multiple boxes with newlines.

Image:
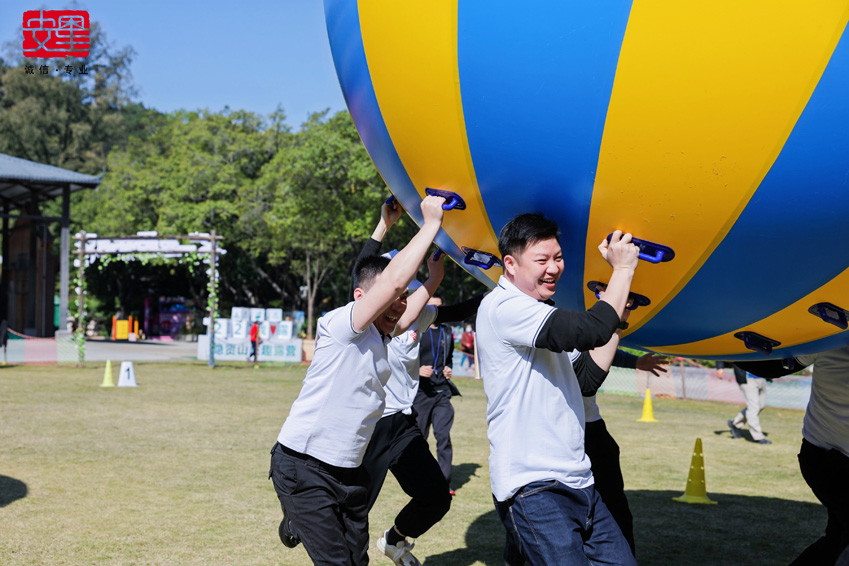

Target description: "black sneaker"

left=278, top=510, right=300, bottom=548
left=755, top=438, right=772, bottom=445
left=728, top=420, right=742, bottom=439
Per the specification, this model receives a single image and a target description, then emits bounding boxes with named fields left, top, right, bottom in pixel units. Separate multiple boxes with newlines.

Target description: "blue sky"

left=1, top=0, right=348, bottom=128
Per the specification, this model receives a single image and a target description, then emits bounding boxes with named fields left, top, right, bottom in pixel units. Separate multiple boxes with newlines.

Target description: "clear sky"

left=1, top=0, right=348, bottom=128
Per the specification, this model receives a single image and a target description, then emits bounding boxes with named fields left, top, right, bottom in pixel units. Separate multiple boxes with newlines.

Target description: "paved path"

left=83, top=339, right=199, bottom=362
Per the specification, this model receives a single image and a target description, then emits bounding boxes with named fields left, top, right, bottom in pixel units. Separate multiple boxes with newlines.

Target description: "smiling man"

left=476, top=212, right=640, bottom=565
left=269, top=195, right=445, bottom=566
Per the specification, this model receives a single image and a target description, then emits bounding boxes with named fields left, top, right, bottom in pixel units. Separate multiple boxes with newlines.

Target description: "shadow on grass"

left=425, top=490, right=824, bottom=566
left=630, top=490, right=820, bottom=566
left=0, top=475, right=28, bottom=507
left=452, top=463, right=481, bottom=493
left=712, top=427, right=772, bottom=443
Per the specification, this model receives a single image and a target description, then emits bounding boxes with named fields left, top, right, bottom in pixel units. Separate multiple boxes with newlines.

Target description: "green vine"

left=73, top=264, right=86, bottom=365
left=74, top=250, right=218, bottom=364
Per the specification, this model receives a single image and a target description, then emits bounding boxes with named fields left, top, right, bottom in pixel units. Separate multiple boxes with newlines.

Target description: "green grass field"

left=1, top=362, right=822, bottom=565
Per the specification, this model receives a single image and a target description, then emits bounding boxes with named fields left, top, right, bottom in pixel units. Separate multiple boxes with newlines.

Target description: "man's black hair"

left=353, top=255, right=391, bottom=292
left=498, top=213, right=561, bottom=260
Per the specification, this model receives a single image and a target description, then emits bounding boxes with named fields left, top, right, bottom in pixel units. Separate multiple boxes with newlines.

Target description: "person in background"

left=718, top=362, right=772, bottom=444
left=249, top=320, right=260, bottom=363
left=413, top=297, right=458, bottom=494
left=460, top=324, right=475, bottom=355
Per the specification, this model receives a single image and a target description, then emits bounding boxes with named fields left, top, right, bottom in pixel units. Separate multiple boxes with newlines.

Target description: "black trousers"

left=413, top=389, right=454, bottom=484
left=269, top=443, right=369, bottom=566
left=362, top=411, right=451, bottom=538
left=585, top=418, right=635, bottom=557
left=790, top=439, right=849, bottom=566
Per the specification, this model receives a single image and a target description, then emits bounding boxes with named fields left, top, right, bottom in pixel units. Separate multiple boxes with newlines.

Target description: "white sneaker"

left=377, top=530, right=422, bottom=566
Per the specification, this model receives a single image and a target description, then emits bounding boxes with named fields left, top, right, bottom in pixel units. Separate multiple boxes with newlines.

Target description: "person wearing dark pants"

left=270, top=443, right=370, bottom=564
left=364, top=410, right=449, bottom=535
left=794, top=439, right=849, bottom=565
left=586, top=349, right=667, bottom=557
left=738, top=347, right=849, bottom=566
left=414, top=305, right=456, bottom=489
left=350, top=199, right=481, bottom=565
left=269, top=196, right=446, bottom=566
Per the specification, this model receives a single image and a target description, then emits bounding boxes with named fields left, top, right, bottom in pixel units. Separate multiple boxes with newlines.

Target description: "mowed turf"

left=0, top=362, right=822, bottom=565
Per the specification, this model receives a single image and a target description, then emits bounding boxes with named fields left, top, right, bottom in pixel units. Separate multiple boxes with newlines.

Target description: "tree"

left=73, top=106, right=283, bottom=319
left=0, top=21, right=139, bottom=174
left=257, top=111, right=389, bottom=338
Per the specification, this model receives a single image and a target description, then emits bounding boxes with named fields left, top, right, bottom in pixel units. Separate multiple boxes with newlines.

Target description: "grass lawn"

left=0, top=362, right=822, bottom=565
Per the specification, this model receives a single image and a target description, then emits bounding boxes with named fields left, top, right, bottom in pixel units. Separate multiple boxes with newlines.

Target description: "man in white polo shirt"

left=352, top=200, right=483, bottom=566
left=269, top=195, right=445, bottom=566
left=477, top=212, right=639, bottom=565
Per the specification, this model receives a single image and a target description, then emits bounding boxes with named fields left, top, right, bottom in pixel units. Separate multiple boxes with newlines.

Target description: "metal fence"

left=3, top=329, right=812, bottom=414
left=601, top=364, right=811, bottom=411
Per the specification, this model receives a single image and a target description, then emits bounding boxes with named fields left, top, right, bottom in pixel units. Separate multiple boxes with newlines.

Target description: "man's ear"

left=503, top=254, right=518, bottom=277
left=353, top=287, right=365, bottom=301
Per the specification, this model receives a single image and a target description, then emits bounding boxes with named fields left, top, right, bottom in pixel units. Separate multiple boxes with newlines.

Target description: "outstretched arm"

left=434, top=294, right=485, bottom=325
left=351, top=196, right=445, bottom=332
left=350, top=199, right=403, bottom=296
left=394, top=251, right=445, bottom=335
left=736, top=358, right=804, bottom=379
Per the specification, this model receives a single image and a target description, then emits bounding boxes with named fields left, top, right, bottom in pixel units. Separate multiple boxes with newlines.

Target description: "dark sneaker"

left=278, top=509, right=300, bottom=548
left=755, top=438, right=772, bottom=445
left=728, top=420, right=742, bottom=439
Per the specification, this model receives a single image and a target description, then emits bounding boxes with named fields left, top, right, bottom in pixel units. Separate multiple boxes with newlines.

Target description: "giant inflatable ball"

left=323, top=1, right=849, bottom=360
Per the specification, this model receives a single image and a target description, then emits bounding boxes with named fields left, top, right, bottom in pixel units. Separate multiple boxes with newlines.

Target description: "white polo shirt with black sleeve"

left=277, top=301, right=391, bottom=468
left=383, top=305, right=438, bottom=417
left=477, top=276, right=619, bottom=502
left=796, top=347, right=849, bottom=457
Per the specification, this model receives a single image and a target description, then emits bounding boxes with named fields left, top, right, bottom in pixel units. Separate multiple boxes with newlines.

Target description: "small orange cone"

left=637, top=387, right=658, bottom=422
left=673, top=438, right=718, bottom=504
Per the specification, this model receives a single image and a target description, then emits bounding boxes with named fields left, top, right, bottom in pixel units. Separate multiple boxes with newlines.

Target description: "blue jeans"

left=496, top=480, right=636, bottom=566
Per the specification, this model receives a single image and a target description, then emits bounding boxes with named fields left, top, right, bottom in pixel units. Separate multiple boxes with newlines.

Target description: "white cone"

left=117, top=361, right=138, bottom=387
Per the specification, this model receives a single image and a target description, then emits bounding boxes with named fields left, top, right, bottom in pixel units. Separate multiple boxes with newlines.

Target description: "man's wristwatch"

left=617, top=321, right=629, bottom=330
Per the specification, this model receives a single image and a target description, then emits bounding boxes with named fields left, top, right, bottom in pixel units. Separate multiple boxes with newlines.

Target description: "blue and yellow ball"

left=324, top=0, right=849, bottom=360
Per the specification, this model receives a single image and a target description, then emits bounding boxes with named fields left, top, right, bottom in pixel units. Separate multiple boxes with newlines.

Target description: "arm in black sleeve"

left=434, top=294, right=485, bottom=325
left=612, top=349, right=638, bottom=369
left=572, top=351, right=609, bottom=396
left=350, top=237, right=384, bottom=296
left=356, top=238, right=383, bottom=267
left=446, top=329, right=454, bottom=369
left=736, top=358, right=804, bottom=379
left=533, top=301, right=620, bottom=353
